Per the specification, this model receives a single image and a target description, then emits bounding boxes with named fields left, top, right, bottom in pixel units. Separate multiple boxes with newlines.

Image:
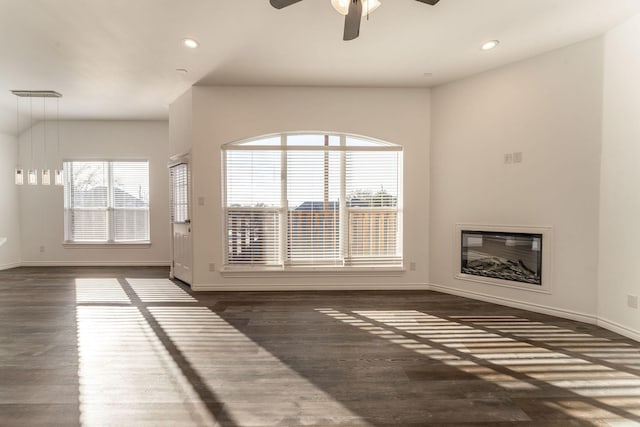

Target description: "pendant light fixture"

left=41, top=96, right=50, bottom=185
left=14, top=95, right=23, bottom=185
left=54, top=96, right=63, bottom=186
left=11, top=90, right=63, bottom=187
left=27, top=96, right=37, bottom=186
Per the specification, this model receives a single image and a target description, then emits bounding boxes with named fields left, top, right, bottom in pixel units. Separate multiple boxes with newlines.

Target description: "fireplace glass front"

left=461, top=230, right=542, bottom=285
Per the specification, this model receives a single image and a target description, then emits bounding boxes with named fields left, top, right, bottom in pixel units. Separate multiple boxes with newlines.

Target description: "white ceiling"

left=1, top=0, right=639, bottom=135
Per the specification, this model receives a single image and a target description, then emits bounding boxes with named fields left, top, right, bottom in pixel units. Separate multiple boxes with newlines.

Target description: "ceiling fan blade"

left=415, top=0, right=440, bottom=4
left=270, top=0, right=304, bottom=9
left=343, top=0, right=362, bottom=41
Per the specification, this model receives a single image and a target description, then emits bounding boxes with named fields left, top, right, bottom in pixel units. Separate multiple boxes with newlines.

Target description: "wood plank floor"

left=0, top=266, right=638, bottom=426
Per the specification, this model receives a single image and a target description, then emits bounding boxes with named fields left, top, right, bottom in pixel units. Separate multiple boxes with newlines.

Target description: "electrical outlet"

left=198, top=197, right=205, bottom=206
left=410, top=262, right=416, bottom=271
left=504, top=153, right=513, bottom=164
left=209, top=263, right=216, bottom=272
left=513, top=152, right=523, bottom=163
left=39, top=245, right=45, bottom=253
left=628, top=294, right=638, bottom=309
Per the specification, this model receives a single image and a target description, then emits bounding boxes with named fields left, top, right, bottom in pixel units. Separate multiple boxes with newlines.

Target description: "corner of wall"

left=430, top=38, right=604, bottom=319
left=169, top=88, right=194, bottom=159
left=597, top=13, right=640, bottom=341
left=0, top=132, right=22, bottom=269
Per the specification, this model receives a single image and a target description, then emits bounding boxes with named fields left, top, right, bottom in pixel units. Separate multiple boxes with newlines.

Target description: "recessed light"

left=182, top=38, right=199, bottom=49
left=176, top=68, right=188, bottom=74
left=481, top=40, right=500, bottom=51
left=423, top=72, right=433, bottom=78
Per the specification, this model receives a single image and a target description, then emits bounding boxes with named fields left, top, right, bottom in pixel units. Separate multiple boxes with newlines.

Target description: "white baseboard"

left=192, top=282, right=430, bottom=292
left=428, top=283, right=598, bottom=325
left=19, top=261, right=171, bottom=267
left=0, top=261, right=21, bottom=271
left=597, top=317, right=640, bottom=342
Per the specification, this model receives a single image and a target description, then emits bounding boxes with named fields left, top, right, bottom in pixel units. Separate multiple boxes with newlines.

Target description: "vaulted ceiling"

left=1, top=0, right=639, bottom=135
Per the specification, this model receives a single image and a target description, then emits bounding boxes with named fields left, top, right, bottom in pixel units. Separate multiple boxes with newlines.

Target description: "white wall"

left=430, top=38, right=604, bottom=322
left=598, top=14, right=640, bottom=340
left=169, top=89, right=193, bottom=158
left=19, top=120, right=171, bottom=266
left=0, top=133, right=21, bottom=269
left=187, top=86, right=430, bottom=290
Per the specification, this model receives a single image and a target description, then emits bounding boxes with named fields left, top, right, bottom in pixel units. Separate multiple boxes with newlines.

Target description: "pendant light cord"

left=43, top=97, right=47, bottom=170
left=30, top=97, right=33, bottom=170
left=56, top=98, right=60, bottom=167
left=16, top=96, right=20, bottom=166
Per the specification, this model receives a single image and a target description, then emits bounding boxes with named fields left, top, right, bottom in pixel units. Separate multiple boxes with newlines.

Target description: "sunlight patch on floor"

left=316, top=308, right=640, bottom=421
left=149, top=306, right=372, bottom=427
left=126, top=278, right=197, bottom=303
left=75, top=278, right=130, bottom=304
left=76, top=305, right=218, bottom=426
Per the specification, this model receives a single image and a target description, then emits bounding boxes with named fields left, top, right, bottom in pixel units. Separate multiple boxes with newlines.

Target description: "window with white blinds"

left=222, top=133, right=403, bottom=269
left=287, top=146, right=341, bottom=265
left=170, top=163, right=189, bottom=223
left=64, top=161, right=150, bottom=243
left=225, top=150, right=281, bottom=265
left=346, top=150, right=401, bottom=266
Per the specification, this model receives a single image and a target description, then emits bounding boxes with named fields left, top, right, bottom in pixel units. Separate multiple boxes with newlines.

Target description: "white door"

left=169, top=163, right=192, bottom=285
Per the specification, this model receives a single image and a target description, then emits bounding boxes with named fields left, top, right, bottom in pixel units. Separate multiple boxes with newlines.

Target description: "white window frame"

left=221, top=133, right=403, bottom=273
left=63, top=160, right=151, bottom=246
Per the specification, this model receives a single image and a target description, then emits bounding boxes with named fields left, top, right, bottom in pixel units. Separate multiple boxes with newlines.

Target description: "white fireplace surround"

left=454, top=224, right=554, bottom=294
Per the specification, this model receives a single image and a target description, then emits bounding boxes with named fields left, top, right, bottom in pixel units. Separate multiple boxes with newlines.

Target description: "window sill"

left=221, top=265, right=405, bottom=278
left=63, top=242, right=151, bottom=249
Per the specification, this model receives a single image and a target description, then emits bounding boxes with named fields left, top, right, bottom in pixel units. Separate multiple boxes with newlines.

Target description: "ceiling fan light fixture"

left=331, top=0, right=381, bottom=16
left=481, top=40, right=500, bottom=51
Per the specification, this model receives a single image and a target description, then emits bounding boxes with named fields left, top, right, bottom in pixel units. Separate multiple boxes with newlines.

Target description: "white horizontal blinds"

left=286, top=135, right=341, bottom=265
left=65, top=161, right=109, bottom=242
left=345, top=148, right=401, bottom=266
left=225, top=150, right=281, bottom=266
left=112, top=161, right=149, bottom=242
left=64, top=160, right=150, bottom=243
left=223, top=133, right=403, bottom=269
left=170, top=163, right=189, bottom=223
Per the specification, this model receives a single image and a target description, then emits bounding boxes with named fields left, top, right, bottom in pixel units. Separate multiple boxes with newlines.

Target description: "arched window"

left=222, top=133, right=402, bottom=269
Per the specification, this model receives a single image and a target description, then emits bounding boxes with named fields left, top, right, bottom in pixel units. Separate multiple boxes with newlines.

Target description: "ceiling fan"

left=269, top=0, right=441, bottom=41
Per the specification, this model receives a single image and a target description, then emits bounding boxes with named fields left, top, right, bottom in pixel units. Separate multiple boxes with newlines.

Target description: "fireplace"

left=456, top=224, right=553, bottom=291
left=461, top=230, right=542, bottom=285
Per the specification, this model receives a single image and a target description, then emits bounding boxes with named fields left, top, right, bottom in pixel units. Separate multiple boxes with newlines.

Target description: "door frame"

left=168, top=153, right=192, bottom=283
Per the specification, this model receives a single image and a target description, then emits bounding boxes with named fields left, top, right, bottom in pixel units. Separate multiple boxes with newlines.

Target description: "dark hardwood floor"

left=0, top=266, right=638, bottom=426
